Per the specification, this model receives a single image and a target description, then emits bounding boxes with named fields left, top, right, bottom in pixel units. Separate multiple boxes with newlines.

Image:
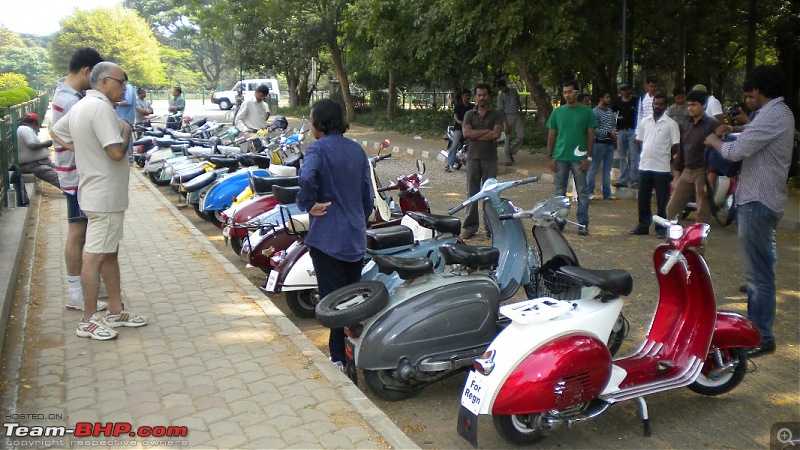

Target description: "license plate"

left=461, top=371, right=486, bottom=415
left=265, top=270, right=279, bottom=293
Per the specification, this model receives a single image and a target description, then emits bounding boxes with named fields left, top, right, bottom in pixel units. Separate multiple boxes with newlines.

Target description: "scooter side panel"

left=492, top=334, right=611, bottom=415
left=357, top=279, right=501, bottom=370
left=711, top=311, right=761, bottom=348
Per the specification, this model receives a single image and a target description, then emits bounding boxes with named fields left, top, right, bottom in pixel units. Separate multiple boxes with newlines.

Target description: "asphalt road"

left=153, top=107, right=799, bottom=449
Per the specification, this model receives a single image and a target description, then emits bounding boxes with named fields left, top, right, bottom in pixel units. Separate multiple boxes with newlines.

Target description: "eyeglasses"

left=103, top=77, right=125, bottom=85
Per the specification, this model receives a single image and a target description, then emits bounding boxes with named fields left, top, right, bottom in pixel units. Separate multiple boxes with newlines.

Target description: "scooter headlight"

left=473, top=350, right=496, bottom=375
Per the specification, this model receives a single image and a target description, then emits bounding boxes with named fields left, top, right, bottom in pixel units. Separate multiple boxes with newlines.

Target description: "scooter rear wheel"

left=688, top=347, right=747, bottom=396
left=149, top=170, right=171, bottom=186
left=193, top=203, right=210, bottom=220
left=286, top=289, right=319, bottom=319
left=229, top=236, right=243, bottom=256
left=363, top=369, right=421, bottom=402
left=493, top=413, right=547, bottom=446
left=315, top=281, right=388, bottom=328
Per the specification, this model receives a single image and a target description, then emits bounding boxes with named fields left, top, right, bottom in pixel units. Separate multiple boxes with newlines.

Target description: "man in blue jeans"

left=705, top=65, right=795, bottom=358
left=612, top=83, right=638, bottom=188
left=546, top=80, right=596, bottom=235
left=586, top=90, right=617, bottom=200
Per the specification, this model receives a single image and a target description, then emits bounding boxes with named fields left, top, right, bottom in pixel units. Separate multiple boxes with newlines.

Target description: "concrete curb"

left=134, top=170, right=419, bottom=450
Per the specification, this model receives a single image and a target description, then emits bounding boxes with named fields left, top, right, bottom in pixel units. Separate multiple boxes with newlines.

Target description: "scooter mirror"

left=534, top=196, right=571, bottom=219
left=415, top=159, right=426, bottom=175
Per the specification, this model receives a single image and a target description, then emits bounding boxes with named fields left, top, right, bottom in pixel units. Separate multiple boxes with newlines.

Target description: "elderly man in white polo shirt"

left=630, top=92, right=680, bottom=238
left=51, top=61, right=148, bottom=340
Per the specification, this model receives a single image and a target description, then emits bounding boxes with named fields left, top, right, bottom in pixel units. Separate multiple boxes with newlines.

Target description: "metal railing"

left=1, top=93, right=49, bottom=214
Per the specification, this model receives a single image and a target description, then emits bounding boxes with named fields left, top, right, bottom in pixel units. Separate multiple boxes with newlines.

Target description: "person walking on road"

left=51, top=47, right=106, bottom=312
left=296, top=99, right=374, bottom=368
left=630, top=92, right=680, bottom=237
left=546, top=80, right=596, bottom=236
left=497, top=80, right=524, bottom=166
left=461, top=83, right=504, bottom=240
left=704, top=65, right=796, bottom=358
left=51, top=62, right=148, bottom=340
left=445, top=89, right=473, bottom=173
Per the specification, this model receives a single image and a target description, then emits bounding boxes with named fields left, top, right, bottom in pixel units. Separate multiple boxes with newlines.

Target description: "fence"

left=0, top=93, right=49, bottom=214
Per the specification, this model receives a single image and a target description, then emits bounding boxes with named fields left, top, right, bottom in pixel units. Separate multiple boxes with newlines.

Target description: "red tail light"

left=269, top=250, right=286, bottom=268
left=344, top=325, right=363, bottom=339
left=473, top=350, right=496, bottom=375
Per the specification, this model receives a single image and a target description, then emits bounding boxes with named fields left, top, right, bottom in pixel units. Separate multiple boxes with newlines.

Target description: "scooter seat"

left=406, top=211, right=461, bottom=235
left=182, top=171, right=217, bottom=193
left=145, top=130, right=165, bottom=138
left=439, top=244, right=499, bottom=269
left=366, top=225, right=415, bottom=251
left=249, top=174, right=299, bottom=195
left=132, top=137, right=154, bottom=146
left=155, top=138, right=176, bottom=148
left=272, top=185, right=300, bottom=205
left=173, top=166, right=206, bottom=184
left=170, top=143, right=189, bottom=152
left=558, top=266, right=633, bottom=298
left=372, top=254, right=433, bottom=280
left=238, top=153, right=272, bottom=169
left=209, top=156, right=240, bottom=171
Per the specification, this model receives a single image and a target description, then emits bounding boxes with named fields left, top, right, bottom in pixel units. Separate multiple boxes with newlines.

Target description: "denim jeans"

left=446, top=129, right=462, bottom=167
left=736, top=202, right=782, bottom=341
left=586, top=142, right=614, bottom=198
left=554, top=160, right=589, bottom=226
left=503, top=113, right=524, bottom=163
left=616, top=129, right=638, bottom=185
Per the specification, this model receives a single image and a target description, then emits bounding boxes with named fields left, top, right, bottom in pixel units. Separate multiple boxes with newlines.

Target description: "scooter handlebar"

left=660, top=251, right=680, bottom=275
left=449, top=176, right=540, bottom=216
left=652, top=215, right=673, bottom=228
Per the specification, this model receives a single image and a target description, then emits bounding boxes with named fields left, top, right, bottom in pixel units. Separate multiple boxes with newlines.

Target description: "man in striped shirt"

left=586, top=90, right=617, bottom=200
left=705, top=65, right=795, bottom=358
left=51, top=47, right=105, bottom=311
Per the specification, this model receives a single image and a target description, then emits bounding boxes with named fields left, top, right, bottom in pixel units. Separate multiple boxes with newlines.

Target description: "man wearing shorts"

left=51, top=62, right=148, bottom=340
left=51, top=47, right=106, bottom=311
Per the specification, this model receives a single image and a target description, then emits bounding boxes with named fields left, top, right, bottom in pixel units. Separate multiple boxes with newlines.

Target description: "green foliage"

left=0, top=47, right=55, bottom=91
left=0, top=87, right=36, bottom=108
left=0, top=27, right=24, bottom=52
left=49, top=6, right=166, bottom=85
left=356, top=108, right=452, bottom=139
left=0, top=73, right=28, bottom=90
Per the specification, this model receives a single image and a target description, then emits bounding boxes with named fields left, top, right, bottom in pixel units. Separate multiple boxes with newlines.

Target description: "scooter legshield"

left=492, top=334, right=611, bottom=416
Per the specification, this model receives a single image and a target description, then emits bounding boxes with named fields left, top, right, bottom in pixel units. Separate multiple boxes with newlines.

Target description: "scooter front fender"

left=711, top=311, right=761, bottom=348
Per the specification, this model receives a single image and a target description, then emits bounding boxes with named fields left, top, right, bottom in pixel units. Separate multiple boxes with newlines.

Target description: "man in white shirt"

left=51, top=62, right=148, bottom=341
left=235, top=84, right=271, bottom=133
left=630, top=92, right=680, bottom=238
left=633, top=75, right=658, bottom=188
left=17, top=113, right=59, bottom=188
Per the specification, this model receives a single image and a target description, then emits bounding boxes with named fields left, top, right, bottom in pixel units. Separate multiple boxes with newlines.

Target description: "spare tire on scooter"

left=315, top=281, right=389, bottom=328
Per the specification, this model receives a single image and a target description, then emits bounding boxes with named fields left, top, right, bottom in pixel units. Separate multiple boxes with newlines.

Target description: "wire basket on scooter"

left=528, top=255, right=583, bottom=300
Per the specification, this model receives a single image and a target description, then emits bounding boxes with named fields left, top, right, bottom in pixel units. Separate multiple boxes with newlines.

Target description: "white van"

left=211, top=78, right=280, bottom=110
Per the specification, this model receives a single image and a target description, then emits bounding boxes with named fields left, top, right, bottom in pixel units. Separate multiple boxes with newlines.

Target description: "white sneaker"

left=66, top=293, right=108, bottom=312
left=104, top=309, right=148, bottom=328
left=76, top=314, right=118, bottom=340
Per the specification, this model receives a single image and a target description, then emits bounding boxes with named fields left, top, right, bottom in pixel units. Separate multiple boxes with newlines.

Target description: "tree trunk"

left=285, top=72, right=299, bottom=108
left=676, top=5, right=686, bottom=89
left=745, top=0, right=757, bottom=75
left=328, top=38, right=355, bottom=122
left=511, top=54, right=552, bottom=125
left=387, top=69, right=396, bottom=121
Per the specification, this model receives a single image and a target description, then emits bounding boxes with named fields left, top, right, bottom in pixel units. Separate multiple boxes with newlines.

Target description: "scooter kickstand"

left=635, top=397, right=652, bottom=437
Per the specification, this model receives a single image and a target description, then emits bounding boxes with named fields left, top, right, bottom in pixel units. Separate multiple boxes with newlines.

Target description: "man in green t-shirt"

left=546, top=80, right=597, bottom=235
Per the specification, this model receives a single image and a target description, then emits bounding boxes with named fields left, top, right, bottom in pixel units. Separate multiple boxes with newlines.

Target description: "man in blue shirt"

left=296, top=98, right=374, bottom=368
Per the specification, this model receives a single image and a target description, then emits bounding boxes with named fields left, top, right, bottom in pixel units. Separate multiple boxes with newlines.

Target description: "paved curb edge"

left=133, top=170, right=419, bottom=450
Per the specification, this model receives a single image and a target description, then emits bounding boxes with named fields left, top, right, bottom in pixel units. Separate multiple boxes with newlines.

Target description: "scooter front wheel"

left=363, top=369, right=422, bottom=402
left=315, top=281, right=388, bottom=328
left=493, top=413, right=547, bottom=446
left=286, top=289, right=319, bottom=319
left=688, top=347, right=747, bottom=396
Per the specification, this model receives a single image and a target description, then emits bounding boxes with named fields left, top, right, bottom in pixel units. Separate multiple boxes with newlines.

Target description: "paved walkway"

left=2, top=172, right=416, bottom=449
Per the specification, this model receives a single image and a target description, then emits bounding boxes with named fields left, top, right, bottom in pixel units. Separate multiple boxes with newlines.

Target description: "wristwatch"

left=587, top=156, right=593, bottom=162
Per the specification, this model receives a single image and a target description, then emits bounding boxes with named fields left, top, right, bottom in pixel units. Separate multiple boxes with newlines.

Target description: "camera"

left=726, top=105, right=739, bottom=116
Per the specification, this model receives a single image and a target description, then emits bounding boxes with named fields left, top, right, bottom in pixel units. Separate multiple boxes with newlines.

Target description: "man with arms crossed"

left=52, top=62, right=148, bottom=340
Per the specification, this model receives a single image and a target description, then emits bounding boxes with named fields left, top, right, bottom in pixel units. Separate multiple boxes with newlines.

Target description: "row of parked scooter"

left=139, top=123, right=762, bottom=446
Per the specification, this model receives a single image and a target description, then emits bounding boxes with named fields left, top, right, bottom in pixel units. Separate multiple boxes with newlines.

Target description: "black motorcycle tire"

left=229, top=236, right=243, bottom=256
left=606, top=313, right=629, bottom=356
left=315, top=281, right=388, bottom=328
left=206, top=210, right=224, bottom=227
left=688, top=347, right=748, bottom=396
left=493, top=413, right=547, bottom=446
left=193, top=203, right=210, bottom=220
left=286, top=289, right=319, bottom=319
left=149, top=170, right=170, bottom=186
left=363, top=369, right=422, bottom=402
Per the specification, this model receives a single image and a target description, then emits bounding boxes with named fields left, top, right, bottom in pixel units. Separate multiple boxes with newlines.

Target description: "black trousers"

left=309, top=246, right=363, bottom=363
left=637, top=170, right=672, bottom=233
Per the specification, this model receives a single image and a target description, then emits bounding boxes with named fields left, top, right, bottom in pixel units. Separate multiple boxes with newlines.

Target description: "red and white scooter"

left=457, top=216, right=761, bottom=447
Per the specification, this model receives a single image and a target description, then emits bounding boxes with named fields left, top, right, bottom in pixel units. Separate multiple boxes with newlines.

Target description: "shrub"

left=0, top=87, right=35, bottom=108
left=0, top=73, right=28, bottom=91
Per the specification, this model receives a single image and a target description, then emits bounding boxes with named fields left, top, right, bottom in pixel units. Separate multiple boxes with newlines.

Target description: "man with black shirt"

left=445, top=89, right=473, bottom=172
left=612, top=84, right=638, bottom=188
